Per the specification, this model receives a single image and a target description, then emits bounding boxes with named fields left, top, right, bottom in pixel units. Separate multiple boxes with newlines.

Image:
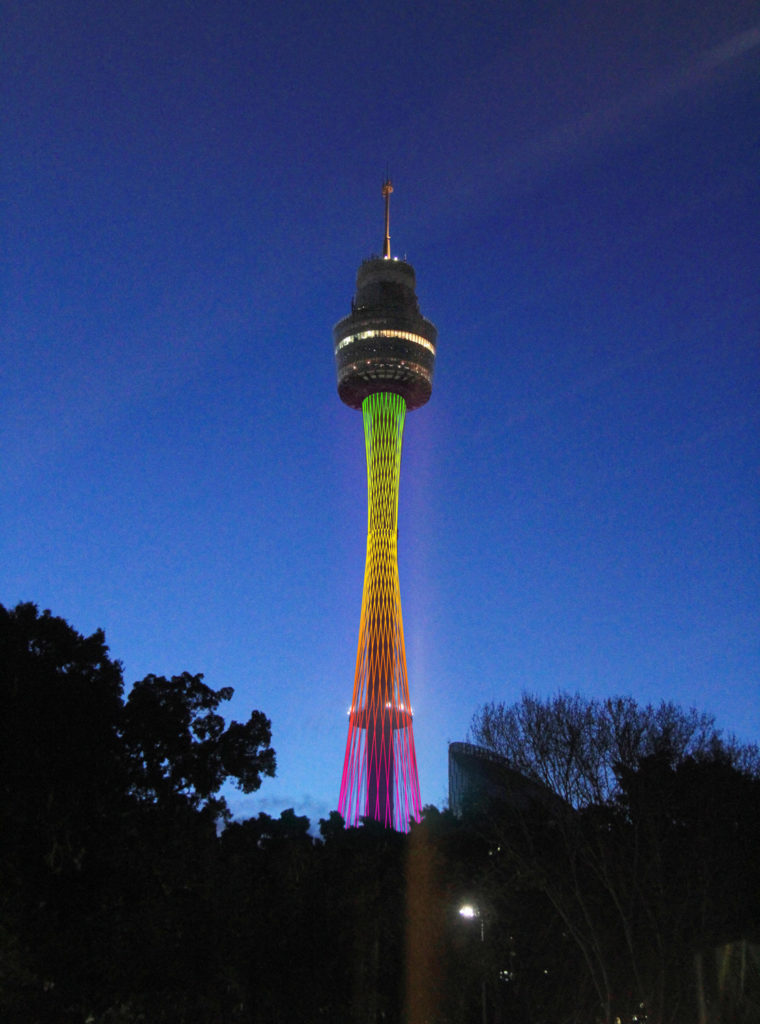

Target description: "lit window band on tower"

left=334, top=180, right=437, bottom=830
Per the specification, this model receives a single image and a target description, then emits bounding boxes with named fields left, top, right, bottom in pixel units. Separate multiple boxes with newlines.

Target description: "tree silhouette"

left=0, top=602, right=275, bottom=1022
left=468, top=692, right=760, bottom=1024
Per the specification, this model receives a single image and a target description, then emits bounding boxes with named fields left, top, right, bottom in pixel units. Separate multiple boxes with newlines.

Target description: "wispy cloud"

left=226, top=789, right=333, bottom=828
left=509, top=25, right=760, bottom=177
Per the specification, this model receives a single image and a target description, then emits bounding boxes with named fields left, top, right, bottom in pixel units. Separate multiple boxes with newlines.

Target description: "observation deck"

left=333, top=256, right=438, bottom=410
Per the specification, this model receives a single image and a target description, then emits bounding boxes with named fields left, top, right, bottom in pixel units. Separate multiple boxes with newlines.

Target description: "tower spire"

left=382, top=178, right=393, bottom=259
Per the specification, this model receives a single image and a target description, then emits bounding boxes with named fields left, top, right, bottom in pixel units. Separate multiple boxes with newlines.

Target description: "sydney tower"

left=334, top=181, right=437, bottom=830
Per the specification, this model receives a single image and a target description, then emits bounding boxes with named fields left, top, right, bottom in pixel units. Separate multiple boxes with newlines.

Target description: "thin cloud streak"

left=502, top=25, right=760, bottom=184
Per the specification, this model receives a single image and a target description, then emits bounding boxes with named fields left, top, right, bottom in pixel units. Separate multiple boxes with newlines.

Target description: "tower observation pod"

left=334, top=181, right=437, bottom=830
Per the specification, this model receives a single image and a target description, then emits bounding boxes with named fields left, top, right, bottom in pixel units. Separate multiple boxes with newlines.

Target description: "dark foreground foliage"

left=2, top=604, right=759, bottom=1023
left=0, top=603, right=275, bottom=1022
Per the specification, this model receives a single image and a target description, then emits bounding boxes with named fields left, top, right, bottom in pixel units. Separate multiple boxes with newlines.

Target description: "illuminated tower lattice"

left=335, top=181, right=437, bottom=830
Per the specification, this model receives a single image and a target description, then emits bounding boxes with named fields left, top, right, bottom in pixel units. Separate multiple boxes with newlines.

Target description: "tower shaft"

left=338, top=391, right=421, bottom=830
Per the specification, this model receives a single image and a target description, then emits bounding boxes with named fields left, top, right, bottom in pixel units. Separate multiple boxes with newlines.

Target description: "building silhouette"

left=335, top=181, right=437, bottom=830
left=448, top=742, right=569, bottom=819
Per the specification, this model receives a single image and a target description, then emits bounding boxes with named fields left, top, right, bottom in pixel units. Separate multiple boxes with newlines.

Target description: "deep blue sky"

left=3, top=1, right=758, bottom=823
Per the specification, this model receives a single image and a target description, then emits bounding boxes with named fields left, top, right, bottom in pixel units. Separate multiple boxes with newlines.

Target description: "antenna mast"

left=382, top=178, right=393, bottom=259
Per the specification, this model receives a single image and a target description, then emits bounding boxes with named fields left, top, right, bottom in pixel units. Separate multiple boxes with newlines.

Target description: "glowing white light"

left=335, top=329, right=436, bottom=356
left=459, top=904, right=477, bottom=919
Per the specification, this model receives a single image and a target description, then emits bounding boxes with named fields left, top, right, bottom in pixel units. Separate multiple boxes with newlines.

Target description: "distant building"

left=448, top=742, right=568, bottom=818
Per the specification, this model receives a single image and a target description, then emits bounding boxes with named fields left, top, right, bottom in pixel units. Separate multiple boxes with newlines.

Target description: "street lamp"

left=458, top=903, right=486, bottom=1024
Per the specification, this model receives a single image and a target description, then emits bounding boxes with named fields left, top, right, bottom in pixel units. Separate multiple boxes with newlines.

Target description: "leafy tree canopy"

left=123, top=671, right=275, bottom=817
left=0, top=602, right=276, bottom=828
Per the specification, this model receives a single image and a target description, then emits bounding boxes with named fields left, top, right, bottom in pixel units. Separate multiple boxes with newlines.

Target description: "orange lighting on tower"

left=333, top=182, right=437, bottom=830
